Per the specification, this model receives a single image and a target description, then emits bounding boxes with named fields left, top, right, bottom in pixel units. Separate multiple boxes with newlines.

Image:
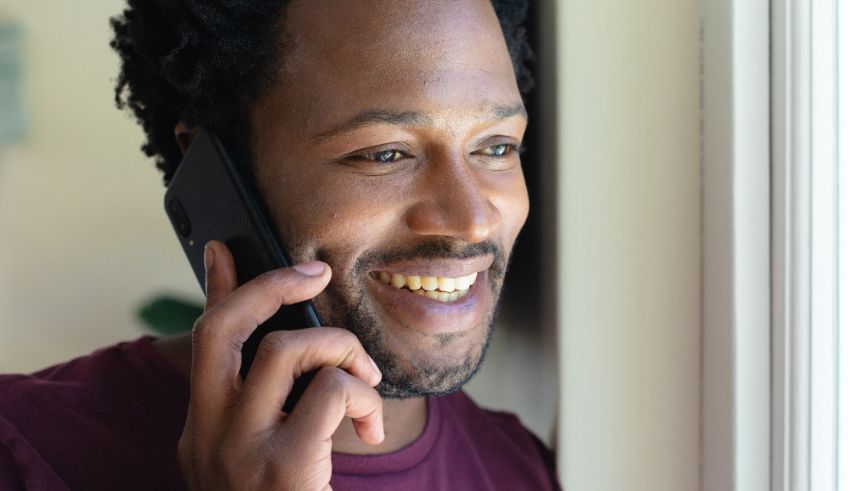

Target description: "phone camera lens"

left=167, top=199, right=191, bottom=238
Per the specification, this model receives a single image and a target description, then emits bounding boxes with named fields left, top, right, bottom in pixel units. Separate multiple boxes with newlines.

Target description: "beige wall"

left=0, top=1, right=201, bottom=372
left=554, top=0, right=701, bottom=489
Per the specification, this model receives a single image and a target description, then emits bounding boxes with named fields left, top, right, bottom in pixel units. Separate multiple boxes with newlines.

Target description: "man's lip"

left=366, top=270, right=490, bottom=334
left=368, top=254, right=495, bottom=278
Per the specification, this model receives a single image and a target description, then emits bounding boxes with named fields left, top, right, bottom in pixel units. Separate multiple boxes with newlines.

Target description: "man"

left=0, top=0, right=557, bottom=489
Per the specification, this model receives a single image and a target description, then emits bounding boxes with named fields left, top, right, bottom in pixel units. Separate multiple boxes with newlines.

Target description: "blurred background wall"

left=552, top=0, right=700, bottom=489
left=0, top=1, right=201, bottom=372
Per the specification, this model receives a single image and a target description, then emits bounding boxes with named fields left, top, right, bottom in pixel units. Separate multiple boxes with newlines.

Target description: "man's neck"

left=152, top=334, right=427, bottom=454
left=331, top=397, right=426, bottom=454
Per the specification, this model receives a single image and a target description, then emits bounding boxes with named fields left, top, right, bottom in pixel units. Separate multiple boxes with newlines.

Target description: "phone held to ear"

left=164, top=127, right=322, bottom=412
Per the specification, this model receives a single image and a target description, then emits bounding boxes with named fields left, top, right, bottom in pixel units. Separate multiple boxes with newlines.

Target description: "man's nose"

left=403, top=152, right=501, bottom=243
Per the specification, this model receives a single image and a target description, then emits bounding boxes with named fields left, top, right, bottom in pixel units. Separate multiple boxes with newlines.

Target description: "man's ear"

left=175, top=123, right=197, bottom=154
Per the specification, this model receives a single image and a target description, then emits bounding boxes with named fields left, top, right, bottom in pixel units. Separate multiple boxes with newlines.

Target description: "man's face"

left=249, top=0, right=529, bottom=397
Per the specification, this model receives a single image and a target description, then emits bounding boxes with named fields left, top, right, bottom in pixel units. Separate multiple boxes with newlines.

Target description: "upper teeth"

left=375, top=271, right=478, bottom=293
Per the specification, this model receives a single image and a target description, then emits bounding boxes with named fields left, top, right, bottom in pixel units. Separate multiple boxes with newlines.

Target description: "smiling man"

left=0, top=0, right=557, bottom=489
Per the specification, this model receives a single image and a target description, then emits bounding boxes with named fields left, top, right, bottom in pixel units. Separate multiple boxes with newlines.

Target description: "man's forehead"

left=281, top=0, right=506, bottom=64
left=254, top=0, right=521, bottom=138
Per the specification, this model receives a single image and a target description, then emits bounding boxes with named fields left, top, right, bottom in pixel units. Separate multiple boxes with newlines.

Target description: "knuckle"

left=256, top=267, right=286, bottom=285
left=191, top=313, right=237, bottom=352
left=318, top=328, right=360, bottom=352
left=192, top=313, right=211, bottom=333
left=331, top=328, right=359, bottom=345
left=327, top=329, right=363, bottom=366
left=261, top=268, right=299, bottom=289
left=313, top=366, right=349, bottom=393
left=254, top=330, right=294, bottom=361
left=191, top=315, right=217, bottom=343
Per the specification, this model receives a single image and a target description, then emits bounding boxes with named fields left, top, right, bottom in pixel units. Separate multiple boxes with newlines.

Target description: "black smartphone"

left=164, top=127, right=321, bottom=412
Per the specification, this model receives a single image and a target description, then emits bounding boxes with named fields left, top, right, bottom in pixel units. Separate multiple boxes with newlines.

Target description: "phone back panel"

left=163, top=128, right=320, bottom=410
left=164, top=129, right=280, bottom=289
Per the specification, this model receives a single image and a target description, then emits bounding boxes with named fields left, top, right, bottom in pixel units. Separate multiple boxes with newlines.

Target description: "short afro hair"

left=110, top=0, right=534, bottom=185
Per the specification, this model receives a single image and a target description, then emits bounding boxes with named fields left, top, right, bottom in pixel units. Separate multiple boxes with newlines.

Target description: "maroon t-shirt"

left=0, top=337, right=559, bottom=490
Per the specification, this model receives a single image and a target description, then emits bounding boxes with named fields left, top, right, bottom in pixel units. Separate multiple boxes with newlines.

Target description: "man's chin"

left=372, top=330, right=493, bottom=399
left=341, top=292, right=495, bottom=398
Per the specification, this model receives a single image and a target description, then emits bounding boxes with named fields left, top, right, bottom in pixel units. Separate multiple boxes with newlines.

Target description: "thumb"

left=203, top=240, right=238, bottom=312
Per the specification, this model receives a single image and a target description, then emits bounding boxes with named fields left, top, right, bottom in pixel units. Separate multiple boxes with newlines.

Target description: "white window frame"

left=839, top=0, right=850, bottom=484
left=701, top=0, right=772, bottom=489
left=771, top=0, right=850, bottom=488
left=770, top=0, right=813, bottom=488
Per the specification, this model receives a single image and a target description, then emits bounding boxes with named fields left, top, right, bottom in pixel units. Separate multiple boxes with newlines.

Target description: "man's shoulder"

left=2, top=338, right=137, bottom=380
left=0, top=337, right=182, bottom=407
left=1, top=340, right=130, bottom=406
left=0, top=337, right=189, bottom=490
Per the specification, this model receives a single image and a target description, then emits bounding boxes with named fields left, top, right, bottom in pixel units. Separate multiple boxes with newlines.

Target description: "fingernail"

left=204, top=243, right=215, bottom=271
left=293, top=261, right=325, bottom=276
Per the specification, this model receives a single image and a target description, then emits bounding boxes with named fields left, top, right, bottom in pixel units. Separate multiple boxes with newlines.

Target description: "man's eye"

left=364, top=149, right=405, bottom=163
left=480, top=143, right=519, bottom=157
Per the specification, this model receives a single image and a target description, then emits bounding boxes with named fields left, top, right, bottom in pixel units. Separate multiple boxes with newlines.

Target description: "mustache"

left=344, top=239, right=506, bottom=278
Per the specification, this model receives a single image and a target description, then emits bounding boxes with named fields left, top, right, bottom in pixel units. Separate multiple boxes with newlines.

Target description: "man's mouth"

left=369, top=271, right=479, bottom=303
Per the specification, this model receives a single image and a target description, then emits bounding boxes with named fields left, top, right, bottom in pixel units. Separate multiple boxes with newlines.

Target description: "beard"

left=309, top=239, right=509, bottom=399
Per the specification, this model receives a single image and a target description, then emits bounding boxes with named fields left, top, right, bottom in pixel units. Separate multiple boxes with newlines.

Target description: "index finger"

left=189, top=248, right=331, bottom=427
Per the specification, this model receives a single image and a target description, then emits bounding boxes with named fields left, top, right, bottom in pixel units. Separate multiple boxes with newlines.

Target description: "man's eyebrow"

left=312, top=110, right=432, bottom=141
left=311, top=102, right=527, bottom=142
left=488, top=102, right=528, bottom=121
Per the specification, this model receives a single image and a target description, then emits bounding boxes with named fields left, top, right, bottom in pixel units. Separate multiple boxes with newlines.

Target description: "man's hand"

left=177, top=240, right=384, bottom=491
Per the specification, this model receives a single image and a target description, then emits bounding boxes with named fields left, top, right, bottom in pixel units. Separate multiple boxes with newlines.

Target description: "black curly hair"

left=110, top=0, right=534, bottom=185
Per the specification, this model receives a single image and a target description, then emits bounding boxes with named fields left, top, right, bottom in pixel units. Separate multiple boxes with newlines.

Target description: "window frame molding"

left=701, top=0, right=772, bottom=489
left=770, top=0, right=813, bottom=489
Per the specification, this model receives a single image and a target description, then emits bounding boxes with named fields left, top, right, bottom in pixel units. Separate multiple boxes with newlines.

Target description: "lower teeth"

left=410, top=288, right=468, bottom=302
